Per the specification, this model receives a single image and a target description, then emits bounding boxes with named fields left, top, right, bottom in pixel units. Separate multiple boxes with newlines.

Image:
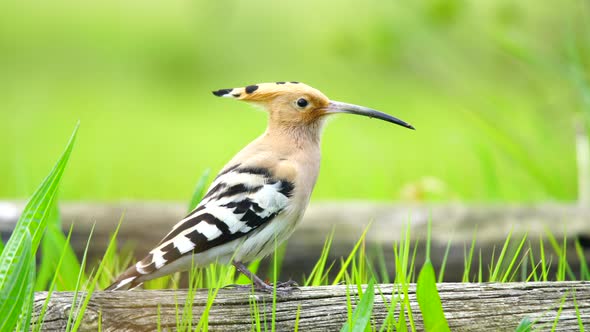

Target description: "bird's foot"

left=265, top=279, right=299, bottom=295
left=224, top=279, right=299, bottom=295
left=260, top=279, right=299, bottom=295
left=275, top=279, right=299, bottom=289
left=231, top=261, right=299, bottom=294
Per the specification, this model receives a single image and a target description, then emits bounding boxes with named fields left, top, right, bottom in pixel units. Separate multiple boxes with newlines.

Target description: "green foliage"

left=33, top=225, right=76, bottom=331
left=462, top=231, right=477, bottom=282
left=416, top=220, right=450, bottom=332
left=437, top=238, right=452, bottom=283
left=2, top=232, right=34, bottom=332
left=0, top=123, right=78, bottom=332
left=16, top=256, right=35, bottom=332
left=515, top=317, right=533, bottom=332
left=340, top=279, right=375, bottom=332
left=294, top=305, right=301, bottom=332
left=35, top=202, right=82, bottom=291
left=488, top=230, right=528, bottom=282
left=65, top=223, right=94, bottom=332
left=573, top=293, right=585, bottom=332
left=3, top=124, right=590, bottom=330
left=332, top=225, right=370, bottom=286
left=393, top=223, right=417, bottom=331
left=417, top=262, right=450, bottom=332
left=546, top=231, right=576, bottom=281
left=551, top=293, right=568, bottom=332
left=304, top=228, right=335, bottom=286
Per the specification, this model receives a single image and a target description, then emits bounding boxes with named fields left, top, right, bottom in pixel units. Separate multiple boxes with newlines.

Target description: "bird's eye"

left=296, top=98, right=309, bottom=108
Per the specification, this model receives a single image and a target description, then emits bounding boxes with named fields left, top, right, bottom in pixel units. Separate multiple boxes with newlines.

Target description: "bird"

left=106, top=82, right=414, bottom=292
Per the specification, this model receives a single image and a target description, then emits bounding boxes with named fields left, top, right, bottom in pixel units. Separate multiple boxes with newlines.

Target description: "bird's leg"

left=229, top=261, right=298, bottom=294
left=232, top=261, right=272, bottom=291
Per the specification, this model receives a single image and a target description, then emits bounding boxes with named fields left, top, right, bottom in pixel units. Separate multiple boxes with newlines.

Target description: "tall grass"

left=0, top=123, right=78, bottom=331
left=1, top=125, right=588, bottom=331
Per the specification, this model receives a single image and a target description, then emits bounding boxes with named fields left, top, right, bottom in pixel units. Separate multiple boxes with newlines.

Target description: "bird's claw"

left=275, top=279, right=298, bottom=288
left=223, top=280, right=299, bottom=294
left=269, top=279, right=299, bottom=295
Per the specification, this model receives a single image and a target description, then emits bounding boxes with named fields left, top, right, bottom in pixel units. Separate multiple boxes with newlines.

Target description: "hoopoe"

left=107, top=82, right=414, bottom=292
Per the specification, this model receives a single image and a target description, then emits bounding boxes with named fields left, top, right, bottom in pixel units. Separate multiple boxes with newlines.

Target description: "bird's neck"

left=265, top=119, right=324, bottom=148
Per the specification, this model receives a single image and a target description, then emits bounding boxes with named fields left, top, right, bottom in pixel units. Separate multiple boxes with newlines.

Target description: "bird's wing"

left=108, top=164, right=294, bottom=289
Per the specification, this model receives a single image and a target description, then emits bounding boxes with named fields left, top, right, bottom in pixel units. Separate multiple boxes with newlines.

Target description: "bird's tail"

left=105, top=264, right=144, bottom=291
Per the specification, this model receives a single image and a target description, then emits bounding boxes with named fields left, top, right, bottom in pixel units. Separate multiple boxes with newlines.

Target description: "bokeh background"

left=1, top=0, right=589, bottom=203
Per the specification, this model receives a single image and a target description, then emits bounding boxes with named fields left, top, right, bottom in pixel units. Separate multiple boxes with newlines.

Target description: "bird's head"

left=212, top=82, right=414, bottom=131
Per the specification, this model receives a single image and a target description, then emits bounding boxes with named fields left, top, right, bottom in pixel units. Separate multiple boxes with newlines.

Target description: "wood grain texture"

left=33, top=282, right=590, bottom=331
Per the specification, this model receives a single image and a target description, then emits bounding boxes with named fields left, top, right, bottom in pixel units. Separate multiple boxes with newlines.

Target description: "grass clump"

left=2, top=125, right=589, bottom=331
left=0, top=123, right=78, bottom=332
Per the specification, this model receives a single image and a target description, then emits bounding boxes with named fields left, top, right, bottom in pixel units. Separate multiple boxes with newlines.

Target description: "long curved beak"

left=326, top=101, right=415, bottom=130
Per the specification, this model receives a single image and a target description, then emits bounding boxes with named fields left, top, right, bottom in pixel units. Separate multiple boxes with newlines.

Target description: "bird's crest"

left=212, top=82, right=325, bottom=103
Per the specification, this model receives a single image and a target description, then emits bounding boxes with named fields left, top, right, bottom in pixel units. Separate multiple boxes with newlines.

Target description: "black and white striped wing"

left=107, top=164, right=294, bottom=290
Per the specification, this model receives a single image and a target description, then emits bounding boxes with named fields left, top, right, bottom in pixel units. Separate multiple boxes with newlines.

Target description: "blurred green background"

left=0, top=0, right=588, bottom=202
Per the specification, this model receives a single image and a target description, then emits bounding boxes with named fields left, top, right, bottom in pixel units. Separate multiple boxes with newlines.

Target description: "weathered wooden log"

left=32, top=281, right=590, bottom=331
left=2, top=201, right=589, bottom=281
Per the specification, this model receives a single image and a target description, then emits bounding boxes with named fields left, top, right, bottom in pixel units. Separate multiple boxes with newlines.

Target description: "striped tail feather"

left=105, top=265, right=144, bottom=291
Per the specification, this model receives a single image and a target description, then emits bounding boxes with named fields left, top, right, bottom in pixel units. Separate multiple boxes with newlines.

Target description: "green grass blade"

left=43, top=223, right=82, bottom=290
left=15, top=242, right=36, bottom=332
left=0, top=123, right=78, bottom=295
left=268, top=242, right=287, bottom=283
left=249, top=289, right=262, bottom=332
left=545, top=230, right=575, bottom=280
left=463, top=231, right=477, bottom=282
left=332, top=225, right=370, bottom=285
left=344, top=281, right=353, bottom=332
left=35, top=203, right=60, bottom=291
left=574, top=239, right=589, bottom=280
left=500, top=233, right=528, bottom=282
left=305, top=228, right=335, bottom=286
left=540, top=236, right=548, bottom=281
left=490, top=229, right=513, bottom=282
left=437, top=238, right=452, bottom=283
left=294, top=305, right=301, bottom=332
left=550, top=293, right=568, bottom=332
left=35, top=202, right=82, bottom=291
left=573, top=293, right=585, bottom=332
left=34, top=224, right=76, bottom=332
left=340, top=279, right=375, bottom=332
left=0, top=231, right=33, bottom=332
left=477, top=249, right=483, bottom=283
left=515, top=317, right=533, bottom=332
left=188, top=168, right=210, bottom=212
left=374, top=245, right=390, bottom=284
left=0, top=124, right=78, bottom=332
left=195, top=278, right=224, bottom=331
left=416, top=260, right=450, bottom=332
left=72, top=218, right=124, bottom=331
left=417, top=219, right=450, bottom=332
left=272, top=238, right=278, bottom=332
left=66, top=223, right=95, bottom=332
left=95, top=214, right=127, bottom=289
left=526, top=242, right=539, bottom=282
left=394, top=222, right=414, bottom=330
